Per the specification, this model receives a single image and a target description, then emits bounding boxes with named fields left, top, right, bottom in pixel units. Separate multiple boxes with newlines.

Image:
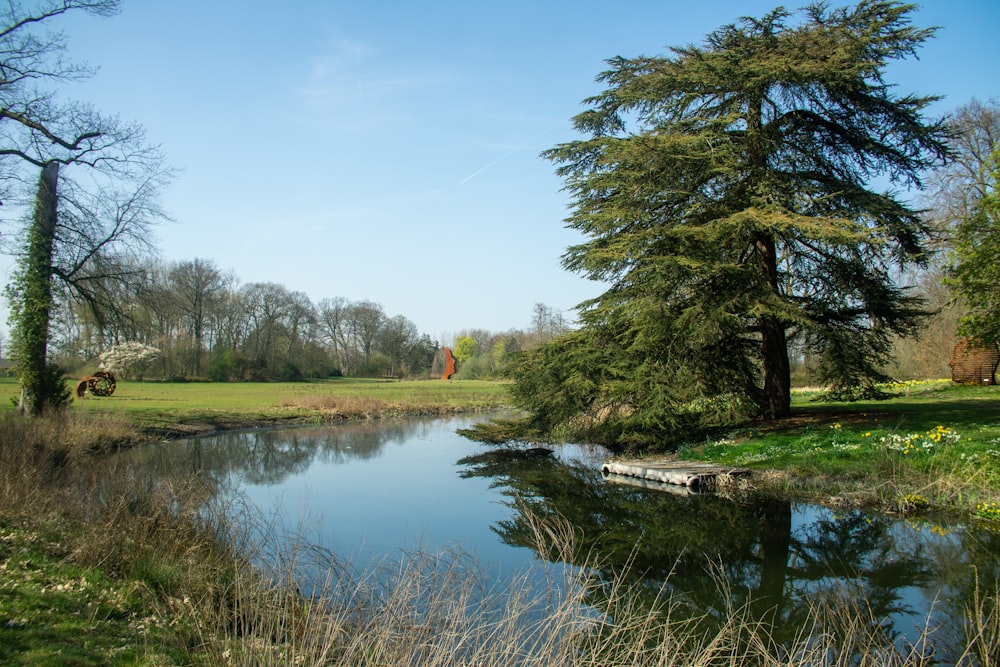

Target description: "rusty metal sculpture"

left=949, top=338, right=999, bottom=385
left=441, top=347, right=457, bottom=380
left=76, top=370, right=117, bottom=397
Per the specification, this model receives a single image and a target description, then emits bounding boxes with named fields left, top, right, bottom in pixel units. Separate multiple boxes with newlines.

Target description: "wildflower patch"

left=898, top=493, right=929, bottom=513
left=975, top=501, right=1000, bottom=522
left=879, top=426, right=962, bottom=455
left=704, top=425, right=971, bottom=467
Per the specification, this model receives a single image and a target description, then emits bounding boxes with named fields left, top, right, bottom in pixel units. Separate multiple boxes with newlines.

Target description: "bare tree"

left=890, top=99, right=1000, bottom=375
left=1, top=0, right=171, bottom=413
left=239, top=282, right=300, bottom=374
left=344, top=300, right=385, bottom=369
left=282, top=290, right=316, bottom=372
left=925, top=98, right=1000, bottom=244
left=317, top=296, right=350, bottom=370
left=376, top=314, right=418, bottom=376
left=530, top=302, right=569, bottom=344
left=168, top=258, right=225, bottom=375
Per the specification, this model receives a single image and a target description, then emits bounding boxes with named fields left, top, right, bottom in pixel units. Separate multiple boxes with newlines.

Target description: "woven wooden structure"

left=949, top=338, right=999, bottom=385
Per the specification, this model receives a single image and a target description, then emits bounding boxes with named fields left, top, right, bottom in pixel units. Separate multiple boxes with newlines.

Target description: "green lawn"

left=0, top=376, right=511, bottom=435
left=679, top=379, right=1000, bottom=517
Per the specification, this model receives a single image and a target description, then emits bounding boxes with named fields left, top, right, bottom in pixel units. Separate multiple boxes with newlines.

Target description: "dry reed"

left=282, top=394, right=393, bottom=418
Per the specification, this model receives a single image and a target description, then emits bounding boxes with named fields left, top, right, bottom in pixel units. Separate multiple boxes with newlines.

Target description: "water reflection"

left=136, top=418, right=444, bottom=484
left=137, top=416, right=547, bottom=566
left=458, top=449, right=1000, bottom=663
left=132, top=416, right=998, bottom=663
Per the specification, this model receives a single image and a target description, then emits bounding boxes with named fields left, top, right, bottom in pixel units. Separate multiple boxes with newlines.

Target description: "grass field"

left=0, top=376, right=511, bottom=436
left=678, top=379, right=1000, bottom=518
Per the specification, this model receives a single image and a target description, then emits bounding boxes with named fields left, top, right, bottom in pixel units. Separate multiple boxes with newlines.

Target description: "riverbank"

left=0, top=376, right=511, bottom=439
left=0, top=379, right=515, bottom=664
left=1, top=377, right=999, bottom=664
left=677, top=379, right=1000, bottom=521
left=3, top=408, right=997, bottom=665
left=4, top=375, right=996, bottom=516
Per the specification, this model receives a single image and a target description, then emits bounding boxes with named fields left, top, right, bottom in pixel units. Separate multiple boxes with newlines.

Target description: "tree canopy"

left=503, top=1, right=949, bottom=450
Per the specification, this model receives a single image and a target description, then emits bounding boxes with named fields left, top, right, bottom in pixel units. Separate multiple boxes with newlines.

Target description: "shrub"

left=207, top=350, right=249, bottom=382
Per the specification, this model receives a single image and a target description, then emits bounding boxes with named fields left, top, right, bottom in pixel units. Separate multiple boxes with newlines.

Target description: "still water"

left=138, top=414, right=999, bottom=661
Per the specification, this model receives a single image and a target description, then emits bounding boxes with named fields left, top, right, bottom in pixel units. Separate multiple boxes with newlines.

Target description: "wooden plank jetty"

left=601, top=459, right=751, bottom=492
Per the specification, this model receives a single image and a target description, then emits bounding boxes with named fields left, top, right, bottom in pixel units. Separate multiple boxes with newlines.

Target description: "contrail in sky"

left=458, top=126, right=554, bottom=185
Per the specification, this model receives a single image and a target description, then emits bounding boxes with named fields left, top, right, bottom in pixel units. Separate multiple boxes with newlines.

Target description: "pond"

left=135, top=414, right=999, bottom=663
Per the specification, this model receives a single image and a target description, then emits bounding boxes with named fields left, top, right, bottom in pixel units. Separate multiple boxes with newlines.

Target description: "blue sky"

left=3, top=0, right=998, bottom=341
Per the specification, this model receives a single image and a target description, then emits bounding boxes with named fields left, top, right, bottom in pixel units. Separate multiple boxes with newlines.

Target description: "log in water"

left=601, top=460, right=751, bottom=491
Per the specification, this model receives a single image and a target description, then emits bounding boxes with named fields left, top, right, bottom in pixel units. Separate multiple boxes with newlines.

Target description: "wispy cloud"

left=459, top=126, right=555, bottom=185
left=294, top=37, right=456, bottom=110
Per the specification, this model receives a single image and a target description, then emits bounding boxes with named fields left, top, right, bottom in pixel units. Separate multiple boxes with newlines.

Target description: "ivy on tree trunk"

left=10, top=163, right=71, bottom=415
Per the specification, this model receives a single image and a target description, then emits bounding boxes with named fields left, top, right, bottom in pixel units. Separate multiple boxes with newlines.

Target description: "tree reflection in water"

left=134, top=419, right=440, bottom=485
left=122, top=418, right=998, bottom=663
left=458, top=448, right=1000, bottom=663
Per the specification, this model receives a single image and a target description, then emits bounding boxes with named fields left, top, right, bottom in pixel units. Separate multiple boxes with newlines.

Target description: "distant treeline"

left=47, top=258, right=570, bottom=381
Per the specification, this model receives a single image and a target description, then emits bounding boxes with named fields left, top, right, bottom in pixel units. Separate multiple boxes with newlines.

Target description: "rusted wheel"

left=87, top=370, right=117, bottom=397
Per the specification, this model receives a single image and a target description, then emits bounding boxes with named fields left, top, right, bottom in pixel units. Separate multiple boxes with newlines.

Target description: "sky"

left=1, top=0, right=998, bottom=342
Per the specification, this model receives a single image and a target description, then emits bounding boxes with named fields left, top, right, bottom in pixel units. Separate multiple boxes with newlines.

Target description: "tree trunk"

left=761, top=316, right=791, bottom=419
left=747, top=92, right=791, bottom=420
left=18, top=162, right=60, bottom=415
left=758, top=233, right=791, bottom=420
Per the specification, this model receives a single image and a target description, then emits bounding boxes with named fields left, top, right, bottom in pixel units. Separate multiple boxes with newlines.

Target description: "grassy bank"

left=675, top=380, right=1000, bottom=519
left=0, top=412, right=225, bottom=664
left=0, top=376, right=510, bottom=438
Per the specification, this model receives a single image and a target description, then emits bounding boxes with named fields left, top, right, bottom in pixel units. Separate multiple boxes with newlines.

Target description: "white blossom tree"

left=99, top=341, right=159, bottom=380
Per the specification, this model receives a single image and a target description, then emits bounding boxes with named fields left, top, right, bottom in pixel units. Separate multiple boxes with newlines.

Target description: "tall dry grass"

left=0, top=411, right=231, bottom=594
left=281, top=393, right=482, bottom=419
left=183, top=510, right=1000, bottom=666
left=2, top=412, right=998, bottom=665
left=282, top=394, right=397, bottom=418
